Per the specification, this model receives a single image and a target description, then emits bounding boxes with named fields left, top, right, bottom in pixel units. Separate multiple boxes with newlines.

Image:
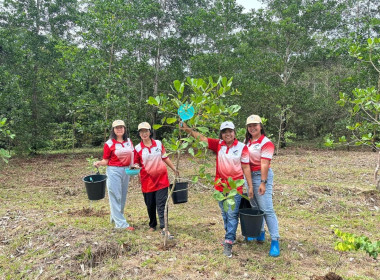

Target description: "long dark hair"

left=244, top=124, right=265, bottom=144
left=110, top=126, right=128, bottom=141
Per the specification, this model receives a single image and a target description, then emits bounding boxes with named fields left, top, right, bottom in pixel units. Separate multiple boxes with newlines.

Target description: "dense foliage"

left=0, top=0, right=379, bottom=153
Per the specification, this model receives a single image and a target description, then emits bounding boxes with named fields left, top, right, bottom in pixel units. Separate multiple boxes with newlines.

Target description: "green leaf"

left=197, top=127, right=209, bottom=134
left=180, top=142, right=189, bottom=149
left=221, top=77, right=227, bottom=87
left=213, top=190, right=225, bottom=201
left=353, top=104, right=360, bottom=113
left=152, top=124, right=163, bottom=130
left=166, top=118, right=177, bottom=124
left=181, top=137, right=193, bottom=142
left=147, top=96, right=159, bottom=106
left=227, top=189, right=238, bottom=197
left=155, top=96, right=161, bottom=105
left=173, top=80, right=181, bottom=92
left=223, top=201, right=229, bottom=212
left=235, top=179, right=245, bottom=187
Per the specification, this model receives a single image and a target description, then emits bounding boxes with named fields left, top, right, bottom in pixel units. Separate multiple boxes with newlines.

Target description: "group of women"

left=93, top=114, right=280, bottom=258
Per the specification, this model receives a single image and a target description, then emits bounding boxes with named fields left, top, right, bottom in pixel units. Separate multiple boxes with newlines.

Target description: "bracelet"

left=260, top=179, right=267, bottom=183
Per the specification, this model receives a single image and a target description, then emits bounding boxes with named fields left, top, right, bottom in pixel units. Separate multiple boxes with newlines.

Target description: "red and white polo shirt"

left=246, top=134, right=275, bottom=171
left=134, top=139, right=170, bottom=193
left=208, top=138, right=250, bottom=193
left=103, top=138, right=134, bottom=167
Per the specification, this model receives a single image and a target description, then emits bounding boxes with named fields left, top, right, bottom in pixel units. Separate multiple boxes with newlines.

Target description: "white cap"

left=246, top=115, right=262, bottom=125
left=138, top=122, right=151, bottom=130
left=220, top=121, right=235, bottom=131
left=112, top=120, right=125, bottom=127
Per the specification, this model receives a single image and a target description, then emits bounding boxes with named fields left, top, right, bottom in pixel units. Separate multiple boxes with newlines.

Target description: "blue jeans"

left=106, top=166, right=130, bottom=229
left=218, top=193, right=241, bottom=242
left=249, top=168, right=280, bottom=240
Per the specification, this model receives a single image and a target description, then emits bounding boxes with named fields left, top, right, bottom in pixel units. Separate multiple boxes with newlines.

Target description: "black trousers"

left=143, top=187, right=168, bottom=229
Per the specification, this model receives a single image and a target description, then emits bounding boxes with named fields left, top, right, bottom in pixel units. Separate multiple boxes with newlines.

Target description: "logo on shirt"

left=252, top=143, right=260, bottom=150
left=233, top=150, right=238, bottom=155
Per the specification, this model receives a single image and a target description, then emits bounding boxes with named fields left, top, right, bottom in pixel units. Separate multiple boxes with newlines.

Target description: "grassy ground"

left=0, top=149, right=379, bottom=280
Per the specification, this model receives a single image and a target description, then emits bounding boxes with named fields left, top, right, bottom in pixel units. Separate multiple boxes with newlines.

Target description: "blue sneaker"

left=269, top=240, right=280, bottom=257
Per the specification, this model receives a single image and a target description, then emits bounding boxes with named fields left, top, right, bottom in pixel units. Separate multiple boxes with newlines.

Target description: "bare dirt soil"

left=0, top=149, right=379, bottom=279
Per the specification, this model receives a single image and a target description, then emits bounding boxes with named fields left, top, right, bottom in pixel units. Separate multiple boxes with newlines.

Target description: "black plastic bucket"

left=169, top=182, right=188, bottom=204
left=239, top=208, right=264, bottom=237
left=83, top=174, right=107, bottom=200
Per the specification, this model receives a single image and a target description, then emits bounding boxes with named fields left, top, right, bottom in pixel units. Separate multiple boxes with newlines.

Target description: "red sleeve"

left=103, top=143, right=111, bottom=160
left=261, top=141, right=274, bottom=160
left=207, top=138, right=219, bottom=152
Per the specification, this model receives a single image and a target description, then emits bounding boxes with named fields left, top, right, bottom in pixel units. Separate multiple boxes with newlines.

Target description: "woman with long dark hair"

left=94, top=120, right=135, bottom=231
left=244, top=114, right=280, bottom=257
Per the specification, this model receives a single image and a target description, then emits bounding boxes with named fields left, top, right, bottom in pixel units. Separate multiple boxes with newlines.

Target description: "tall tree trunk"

left=31, top=65, right=39, bottom=152
left=152, top=1, right=165, bottom=139
left=104, top=42, right=114, bottom=142
left=31, top=0, right=41, bottom=152
left=280, top=109, right=287, bottom=149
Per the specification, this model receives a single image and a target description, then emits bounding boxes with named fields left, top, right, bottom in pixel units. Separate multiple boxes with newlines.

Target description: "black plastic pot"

left=169, top=182, right=188, bottom=204
left=239, top=208, right=264, bottom=237
left=83, top=174, right=107, bottom=200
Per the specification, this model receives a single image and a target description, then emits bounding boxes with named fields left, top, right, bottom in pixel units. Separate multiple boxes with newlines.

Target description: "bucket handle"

left=170, top=181, right=188, bottom=193
left=249, top=197, right=262, bottom=211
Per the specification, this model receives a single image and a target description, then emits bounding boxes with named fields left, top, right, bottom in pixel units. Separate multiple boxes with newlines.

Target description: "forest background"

left=1, top=1, right=380, bottom=279
left=0, top=0, right=379, bottom=153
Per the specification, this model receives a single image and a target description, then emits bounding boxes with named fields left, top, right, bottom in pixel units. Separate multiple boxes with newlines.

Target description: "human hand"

left=180, top=121, right=188, bottom=130
left=258, top=183, right=266, bottom=195
left=131, top=163, right=140, bottom=169
left=93, top=161, right=101, bottom=168
left=248, top=188, right=254, bottom=199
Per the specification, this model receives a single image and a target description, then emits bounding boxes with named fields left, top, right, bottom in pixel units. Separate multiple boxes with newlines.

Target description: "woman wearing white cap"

left=181, top=121, right=254, bottom=258
left=94, top=120, right=135, bottom=231
left=244, top=114, right=280, bottom=257
left=133, top=122, right=178, bottom=238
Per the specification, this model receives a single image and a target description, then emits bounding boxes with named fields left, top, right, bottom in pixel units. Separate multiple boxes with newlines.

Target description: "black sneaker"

left=223, top=242, right=233, bottom=257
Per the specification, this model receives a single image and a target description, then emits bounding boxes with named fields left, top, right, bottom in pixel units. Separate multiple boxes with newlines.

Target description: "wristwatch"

left=260, top=179, right=267, bottom=183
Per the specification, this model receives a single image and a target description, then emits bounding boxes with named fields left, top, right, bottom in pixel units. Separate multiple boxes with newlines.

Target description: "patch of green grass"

left=1, top=150, right=379, bottom=279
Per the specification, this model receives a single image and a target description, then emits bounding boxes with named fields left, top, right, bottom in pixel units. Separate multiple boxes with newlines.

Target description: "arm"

left=132, top=150, right=141, bottom=168
left=258, top=159, right=270, bottom=195
left=242, top=164, right=254, bottom=199
left=180, top=122, right=208, bottom=142
left=94, top=158, right=109, bottom=168
left=163, top=157, right=179, bottom=177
